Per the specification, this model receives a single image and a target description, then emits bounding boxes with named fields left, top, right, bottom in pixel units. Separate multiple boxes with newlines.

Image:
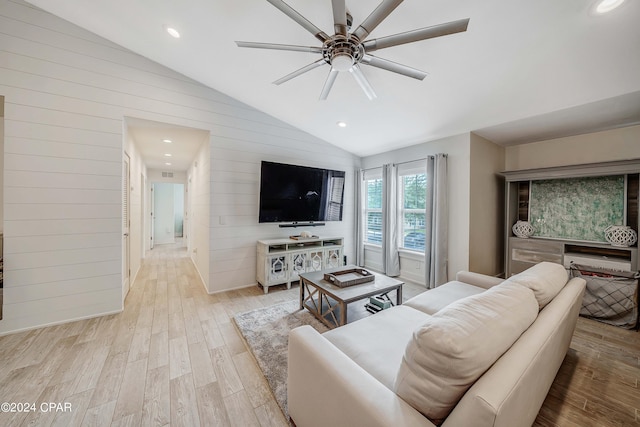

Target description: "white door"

left=141, top=174, right=146, bottom=257
left=123, top=153, right=131, bottom=300
left=184, top=177, right=190, bottom=248
left=150, top=185, right=155, bottom=250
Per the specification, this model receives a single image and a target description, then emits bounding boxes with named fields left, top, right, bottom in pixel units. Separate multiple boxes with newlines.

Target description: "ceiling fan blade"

left=353, top=0, right=404, bottom=41
left=236, top=41, right=323, bottom=54
left=363, top=18, right=470, bottom=52
left=274, top=59, right=327, bottom=85
left=266, top=0, right=329, bottom=42
left=319, top=68, right=340, bottom=100
left=361, top=54, right=427, bottom=80
left=349, top=65, right=377, bottom=100
left=331, top=0, right=348, bottom=36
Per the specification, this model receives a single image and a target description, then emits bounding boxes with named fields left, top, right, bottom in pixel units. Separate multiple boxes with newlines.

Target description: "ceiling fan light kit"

left=236, top=0, right=469, bottom=100
left=594, top=0, right=625, bottom=14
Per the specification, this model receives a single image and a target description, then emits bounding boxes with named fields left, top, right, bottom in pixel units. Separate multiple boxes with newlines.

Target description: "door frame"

left=122, top=152, right=131, bottom=302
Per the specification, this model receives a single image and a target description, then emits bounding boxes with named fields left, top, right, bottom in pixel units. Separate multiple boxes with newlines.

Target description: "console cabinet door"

left=324, top=248, right=342, bottom=268
left=290, top=251, right=307, bottom=281
left=267, top=255, right=288, bottom=284
left=307, top=249, right=324, bottom=272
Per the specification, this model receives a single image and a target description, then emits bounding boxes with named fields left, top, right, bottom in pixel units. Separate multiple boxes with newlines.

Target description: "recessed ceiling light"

left=162, top=139, right=172, bottom=143
left=165, top=26, right=181, bottom=38
left=165, top=162, right=172, bottom=166
left=337, top=121, right=347, bottom=128
left=164, top=153, right=172, bottom=157
left=593, top=0, right=625, bottom=14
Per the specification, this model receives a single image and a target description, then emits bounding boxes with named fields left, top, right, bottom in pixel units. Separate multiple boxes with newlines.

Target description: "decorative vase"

left=604, top=225, right=637, bottom=247
left=512, top=220, right=534, bottom=238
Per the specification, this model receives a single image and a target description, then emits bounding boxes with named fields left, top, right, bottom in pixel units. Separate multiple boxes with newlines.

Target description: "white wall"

left=147, top=170, right=188, bottom=183
left=361, top=133, right=471, bottom=283
left=0, top=0, right=359, bottom=333
left=505, top=125, right=640, bottom=170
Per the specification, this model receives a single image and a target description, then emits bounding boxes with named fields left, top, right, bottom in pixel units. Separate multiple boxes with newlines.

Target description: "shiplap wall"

left=0, top=0, right=358, bottom=333
left=206, top=131, right=358, bottom=292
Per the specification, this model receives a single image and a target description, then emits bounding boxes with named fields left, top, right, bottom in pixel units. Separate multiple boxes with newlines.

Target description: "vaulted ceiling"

left=26, top=0, right=640, bottom=156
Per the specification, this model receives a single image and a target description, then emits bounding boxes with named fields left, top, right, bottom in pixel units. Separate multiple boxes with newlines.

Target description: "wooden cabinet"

left=508, top=237, right=563, bottom=274
left=507, top=236, right=636, bottom=276
left=256, top=237, right=344, bottom=293
left=502, top=159, right=640, bottom=277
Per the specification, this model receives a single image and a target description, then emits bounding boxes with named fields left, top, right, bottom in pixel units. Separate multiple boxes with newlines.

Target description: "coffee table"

left=299, top=265, right=404, bottom=329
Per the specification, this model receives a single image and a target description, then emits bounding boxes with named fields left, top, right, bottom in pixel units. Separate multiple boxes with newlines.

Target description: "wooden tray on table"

left=323, top=267, right=375, bottom=288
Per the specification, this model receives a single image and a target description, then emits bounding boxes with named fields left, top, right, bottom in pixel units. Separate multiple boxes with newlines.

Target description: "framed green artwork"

left=529, top=175, right=625, bottom=242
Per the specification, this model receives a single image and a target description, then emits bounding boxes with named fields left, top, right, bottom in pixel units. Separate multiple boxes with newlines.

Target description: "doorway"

left=123, top=117, right=210, bottom=297
left=152, top=182, right=185, bottom=246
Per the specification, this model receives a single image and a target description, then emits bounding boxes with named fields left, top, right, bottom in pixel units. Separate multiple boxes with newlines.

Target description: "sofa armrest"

left=288, top=325, right=435, bottom=427
left=442, top=277, right=586, bottom=427
left=455, top=271, right=504, bottom=290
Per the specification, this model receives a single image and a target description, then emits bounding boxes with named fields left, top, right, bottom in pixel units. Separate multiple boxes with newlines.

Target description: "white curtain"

left=424, top=154, right=448, bottom=288
left=382, top=164, right=400, bottom=276
left=355, top=169, right=365, bottom=266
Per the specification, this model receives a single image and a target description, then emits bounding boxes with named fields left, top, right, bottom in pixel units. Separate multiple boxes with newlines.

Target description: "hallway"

left=0, top=242, right=294, bottom=426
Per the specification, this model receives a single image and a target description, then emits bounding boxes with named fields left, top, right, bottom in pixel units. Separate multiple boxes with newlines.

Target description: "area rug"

left=233, top=300, right=329, bottom=420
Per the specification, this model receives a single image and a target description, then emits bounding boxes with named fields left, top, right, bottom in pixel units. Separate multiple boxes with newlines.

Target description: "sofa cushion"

left=394, top=281, right=539, bottom=425
left=323, top=305, right=431, bottom=390
left=404, top=281, right=485, bottom=315
left=505, top=261, right=568, bottom=309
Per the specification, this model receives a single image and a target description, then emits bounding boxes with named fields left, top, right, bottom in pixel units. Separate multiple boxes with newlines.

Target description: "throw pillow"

left=394, top=281, right=538, bottom=425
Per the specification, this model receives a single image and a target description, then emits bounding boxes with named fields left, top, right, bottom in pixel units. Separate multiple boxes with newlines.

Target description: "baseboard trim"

left=189, top=256, right=210, bottom=294
left=0, top=308, right=123, bottom=337
left=207, top=282, right=258, bottom=295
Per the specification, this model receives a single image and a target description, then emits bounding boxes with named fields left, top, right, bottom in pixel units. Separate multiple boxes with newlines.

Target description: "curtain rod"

left=393, top=157, right=432, bottom=167
left=360, top=156, right=436, bottom=172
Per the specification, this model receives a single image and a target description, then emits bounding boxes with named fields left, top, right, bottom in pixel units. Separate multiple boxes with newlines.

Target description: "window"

left=399, top=173, right=427, bottom=251
left=365, top=178, right=382, bottom=245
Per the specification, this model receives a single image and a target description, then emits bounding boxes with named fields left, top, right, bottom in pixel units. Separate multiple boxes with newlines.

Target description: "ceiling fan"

left=236, top=0, right=469, bottom=100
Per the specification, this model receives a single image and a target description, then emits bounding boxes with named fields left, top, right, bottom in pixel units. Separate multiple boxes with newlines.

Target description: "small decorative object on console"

left=324, top=267, right=374, bottom=288
left=604, top=225, right=638, bottom=247
left=289, top=233, right=318, bottom=240
left=512, top=220, right=534, bottom=238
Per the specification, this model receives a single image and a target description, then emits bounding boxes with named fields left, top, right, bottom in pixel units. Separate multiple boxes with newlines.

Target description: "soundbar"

left=279, top=222, right=326, bottom=228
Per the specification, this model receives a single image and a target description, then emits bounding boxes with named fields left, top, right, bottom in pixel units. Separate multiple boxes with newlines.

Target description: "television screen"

left=259, top=161, right=345, bottom=223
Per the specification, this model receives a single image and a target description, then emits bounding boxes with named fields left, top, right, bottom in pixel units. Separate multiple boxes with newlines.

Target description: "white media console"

left=256, top=236, right=344, bottom=293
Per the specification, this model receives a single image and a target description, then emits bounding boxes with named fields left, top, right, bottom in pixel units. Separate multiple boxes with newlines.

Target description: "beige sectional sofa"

left=288, top=262, right=586, bottom=427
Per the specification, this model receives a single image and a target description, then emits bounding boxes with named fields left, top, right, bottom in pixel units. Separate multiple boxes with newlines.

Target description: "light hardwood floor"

left=534, top=317, right=640, bottom=426
left=0, top=242, right=638, bottom=427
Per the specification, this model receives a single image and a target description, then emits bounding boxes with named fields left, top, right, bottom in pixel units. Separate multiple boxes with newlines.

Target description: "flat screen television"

left=259, top=161, right=346, bottom=223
